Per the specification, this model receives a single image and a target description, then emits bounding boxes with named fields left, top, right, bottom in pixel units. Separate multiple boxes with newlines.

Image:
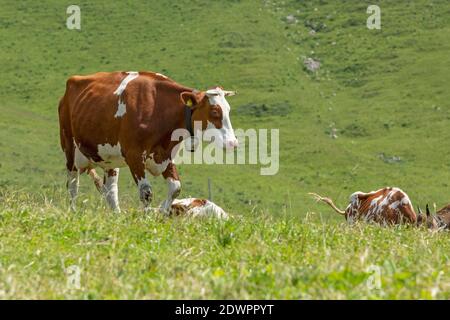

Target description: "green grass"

left=0, top=0, right=449, bottom=299
left=1, top=191, right=449, bottom=299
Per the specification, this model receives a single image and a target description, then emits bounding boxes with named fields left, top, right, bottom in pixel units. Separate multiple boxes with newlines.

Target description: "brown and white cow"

left=419, top=204, right=450, bottom=230
left=309, top=187, right=418, bottom=224
left=58, top=71, right=238, bottom=213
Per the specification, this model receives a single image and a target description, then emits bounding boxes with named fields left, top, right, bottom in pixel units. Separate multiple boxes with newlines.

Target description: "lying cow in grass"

left=310, top=187, right=449, bottom=229
left=169, top=198, right=229, bottom=219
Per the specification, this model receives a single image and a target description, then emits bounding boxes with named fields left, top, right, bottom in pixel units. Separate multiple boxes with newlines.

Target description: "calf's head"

left=181, top=87, right=238, bottom=150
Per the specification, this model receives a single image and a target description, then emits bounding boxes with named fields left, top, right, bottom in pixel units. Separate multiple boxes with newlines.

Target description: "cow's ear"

left=180, top=91, right=201, bottom=108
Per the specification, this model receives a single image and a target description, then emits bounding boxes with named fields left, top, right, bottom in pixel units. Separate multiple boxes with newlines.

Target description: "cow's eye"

left=210, top=110, right=220, bottom=118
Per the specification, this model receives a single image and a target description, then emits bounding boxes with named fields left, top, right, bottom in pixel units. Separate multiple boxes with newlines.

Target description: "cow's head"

left=181, top=87, right=238, bottom=150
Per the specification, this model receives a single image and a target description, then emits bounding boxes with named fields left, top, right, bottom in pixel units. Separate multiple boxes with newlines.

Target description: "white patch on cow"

left=113, top=71, right=139, bottom=96
left=167, top=178, right=181, bottom=198
left=368, top=195, right=383, bottom=216
left=156, top=72, right=168, bottom=79
left=401, top=196, right=411, bottom=205
left=171, top=198, right=229, bottom=219
left=370, top=195, right=383, bottom=207
left=114, top=99, right=127, bottom=118
left=346, top=191, right=363, bottom=217
left=74, top=141, right=90, bottom=170
left=378, top=194, right=391, bottom=208
left=144, top=153, right=170, bottom=176
left=97, top=143, right=126, bottom=169
left=113, top=72, right=138, bottom=119
left=349, top=192, right=363, bottom=206
left=389, top=200, right=401, bottom=210
left=205, top=87, right=238, bottom=149
left=160, top=177, right=181, bottom=214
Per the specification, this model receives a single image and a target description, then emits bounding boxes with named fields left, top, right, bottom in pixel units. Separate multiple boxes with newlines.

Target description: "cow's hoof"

left=159, top=208, right=171, bottom=217
left=113, top=207, right=121, bottom=214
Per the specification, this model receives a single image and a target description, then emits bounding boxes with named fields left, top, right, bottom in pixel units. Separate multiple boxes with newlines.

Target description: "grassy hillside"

left=0, top=0, right=449, bottom=298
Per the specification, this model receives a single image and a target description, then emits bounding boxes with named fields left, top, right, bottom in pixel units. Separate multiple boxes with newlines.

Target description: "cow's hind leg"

left=62, top=139, right=79, bottom=211
left=160, top=162, right=181, bottom=215
left=127, top=155, right=152, bottom=210
left=67, top=170, right=79, bottom=211
left=103, top=168, right=121, bottom=212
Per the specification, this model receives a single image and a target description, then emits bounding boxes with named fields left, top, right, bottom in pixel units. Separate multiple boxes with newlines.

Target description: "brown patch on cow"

left=191, top=198, right=208, bottom=207
left=162, top=162, right=180, bottom=181
left=208, top=105, right=223, bottom=129
left=170, top=203, right=187, bottom=216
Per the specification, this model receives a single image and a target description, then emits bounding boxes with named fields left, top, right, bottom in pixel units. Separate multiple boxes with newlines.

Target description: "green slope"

left=0, top=0, right=449, bottom=216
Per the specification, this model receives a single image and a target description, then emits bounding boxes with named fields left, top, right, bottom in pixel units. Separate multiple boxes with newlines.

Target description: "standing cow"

left=58, top=71, right=238, bottom=213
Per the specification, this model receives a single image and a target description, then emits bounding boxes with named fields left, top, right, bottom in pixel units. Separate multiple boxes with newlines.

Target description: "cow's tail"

left=309, top=192, right=346, bottom=215
left=88, top=169, right=104, bottom=193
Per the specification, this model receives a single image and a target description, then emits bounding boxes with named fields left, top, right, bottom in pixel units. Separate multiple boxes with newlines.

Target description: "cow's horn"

left=223, top=90, right=237, bottom=96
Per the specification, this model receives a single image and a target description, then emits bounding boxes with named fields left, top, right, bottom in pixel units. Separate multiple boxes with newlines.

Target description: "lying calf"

left=310, top=187, right=417, bottom=225
left=168, top=198, right=229, bottom=219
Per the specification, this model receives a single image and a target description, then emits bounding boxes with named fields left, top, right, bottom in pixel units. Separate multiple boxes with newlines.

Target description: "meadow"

left=0, top=0, right=449, bottom=299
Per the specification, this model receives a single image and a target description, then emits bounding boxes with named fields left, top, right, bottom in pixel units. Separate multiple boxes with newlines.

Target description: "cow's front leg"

left=127, top=155, right=153, bottom=210
left=103, top=168, right=120, bottom=213
left=160, top=162, right=181, bottom=215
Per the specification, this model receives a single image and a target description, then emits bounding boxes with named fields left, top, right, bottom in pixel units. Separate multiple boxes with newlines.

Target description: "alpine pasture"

left=0, top=0, right=449, bottom=299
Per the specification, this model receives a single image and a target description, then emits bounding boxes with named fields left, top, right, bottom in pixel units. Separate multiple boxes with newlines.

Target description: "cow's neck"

left=160, top=99, right=196, bottom=155
left=150, top=83, right=200, bottom=156
left=184, top=105, right=194, bottom=137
